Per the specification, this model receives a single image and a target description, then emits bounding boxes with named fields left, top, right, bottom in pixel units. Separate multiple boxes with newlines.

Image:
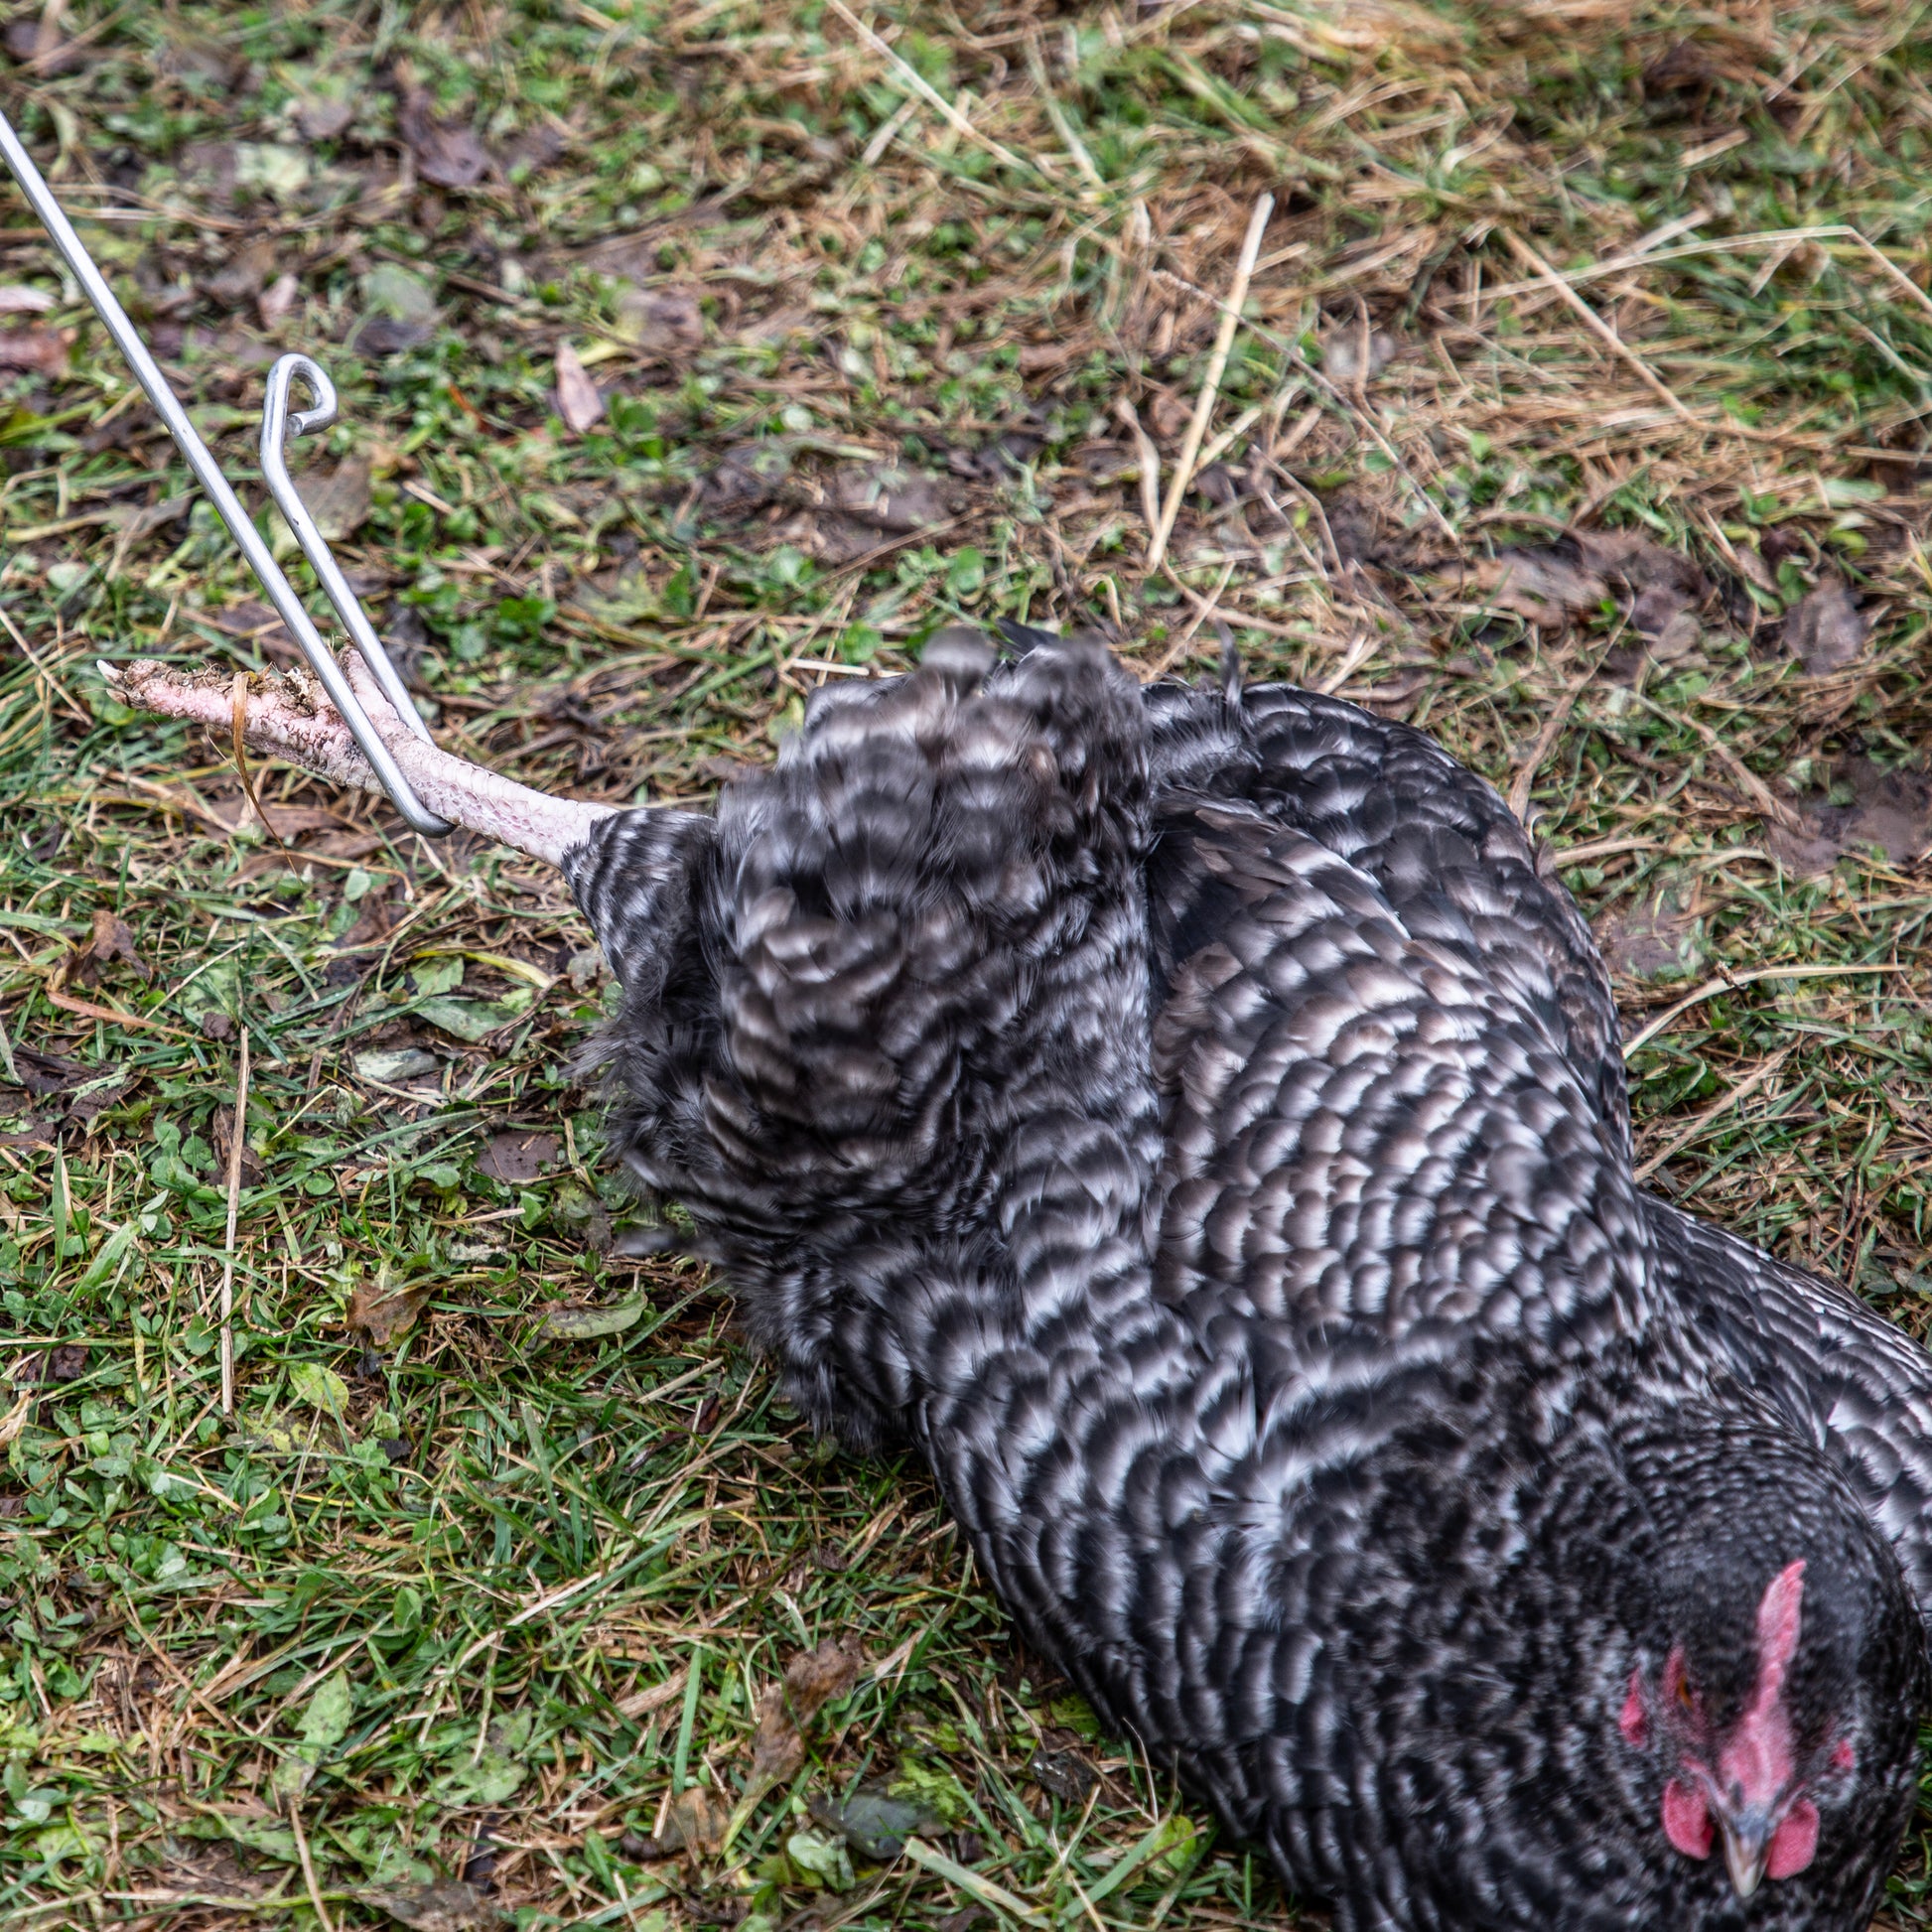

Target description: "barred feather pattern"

left=561, top=633, right=1925, bottom=1931
left=1133, top=674, right=1932, bottom=1634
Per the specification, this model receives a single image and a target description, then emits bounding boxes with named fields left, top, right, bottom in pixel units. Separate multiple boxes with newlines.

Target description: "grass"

left=2, top=0, right=1932, bottom=1925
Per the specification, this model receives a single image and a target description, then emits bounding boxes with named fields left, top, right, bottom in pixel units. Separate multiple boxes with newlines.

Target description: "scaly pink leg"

left=101, top=652, right=619, bottom=867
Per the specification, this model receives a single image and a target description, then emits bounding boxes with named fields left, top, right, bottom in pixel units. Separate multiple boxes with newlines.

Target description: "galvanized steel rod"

left=259, top=352, right=435, bottom=749
left=0, top=107, right=451, bottom=835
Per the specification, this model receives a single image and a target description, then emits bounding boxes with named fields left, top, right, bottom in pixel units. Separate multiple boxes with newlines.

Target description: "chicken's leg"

left=103, top=651, right=618, bottom=867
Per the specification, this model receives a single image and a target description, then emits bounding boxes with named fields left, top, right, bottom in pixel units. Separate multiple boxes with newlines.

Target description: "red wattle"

left=1662, top=1778, right=1713, bottom=1860
left=1618, top=1673, right=1647, bottom=1747
left=1767, top=1801, right=1820, bottom=1879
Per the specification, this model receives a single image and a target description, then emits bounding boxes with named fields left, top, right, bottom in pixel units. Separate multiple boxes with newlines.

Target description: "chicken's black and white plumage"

left=555, top=626, right=1932, bottom=1929
left=114, top=627, right=1932, bottom=1930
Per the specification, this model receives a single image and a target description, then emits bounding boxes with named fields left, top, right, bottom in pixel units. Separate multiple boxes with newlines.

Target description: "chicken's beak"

left=1718, top=1816, right=1770, bottom=1899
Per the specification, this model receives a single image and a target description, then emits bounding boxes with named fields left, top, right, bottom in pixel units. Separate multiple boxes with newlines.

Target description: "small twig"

left=902, top=1838, right=1050, bottom=1928
left=1507, top=644, right=1615, bottom=824
left=1147, top=194, right=1273, bottom=571
left=1546, top=833, right=1664, bottom=869
left=1133, top=258, right=1456, bottom=540
left=1142, top=561, right=1235, bottom=680
left=218, top=1024, right=250, bottom=1417
left=1625, top=689, right=1807, bottom=831
left=1025, top=34, right=1105, bottom=192
left=1499, top=226, right=1928, bottom=463
left=1468, top=222, right=1932, bottom=324
left=1500, top=229, right=1703, bottom=430
left=1633, top=1047, right=1795, bottom=1182
left=1316, top=632, right=1379, bottom=696
left=1113, top=396, right=1163, bottom=544
left=1192, top=400, right=1264, bottom=477
left=286, top=1803, right=336, bottom=1932
left=30, top=987, right=191, bottom=1038
left=1163, top=571, right=1302, bottom=639
left=823, top=0, right=1037, bottom=181
left=1621, top=963, right=1910, bottom=1058
left=227, top=671, right=274, bottom=840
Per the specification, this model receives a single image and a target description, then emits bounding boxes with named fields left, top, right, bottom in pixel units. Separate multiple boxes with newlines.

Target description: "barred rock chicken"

left=109, top=628, right=1932, bottom=1931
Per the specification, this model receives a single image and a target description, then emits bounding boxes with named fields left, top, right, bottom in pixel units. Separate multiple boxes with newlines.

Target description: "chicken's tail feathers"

left=1217, top=621, right=1243, bottom=719
left=996, top=617, right=1062, bottom=658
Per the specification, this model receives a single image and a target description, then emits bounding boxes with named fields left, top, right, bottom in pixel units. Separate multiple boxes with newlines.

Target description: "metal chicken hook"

left=0, top=108, right=451, bottom=836
left=259, top=354, right=447, bottom=791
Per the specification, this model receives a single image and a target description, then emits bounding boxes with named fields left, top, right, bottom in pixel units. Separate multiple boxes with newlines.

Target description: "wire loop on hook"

left=0, top=109, right=451, bottom=836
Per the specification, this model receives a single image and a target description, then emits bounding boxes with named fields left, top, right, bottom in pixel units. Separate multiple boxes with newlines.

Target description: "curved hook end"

left=264, top=351, right=339, bottom=444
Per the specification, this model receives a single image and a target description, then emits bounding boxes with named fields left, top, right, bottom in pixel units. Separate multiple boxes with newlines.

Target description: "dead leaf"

left=0, top=1390, right=35, bottom=1451
left=335, top=895, right=395, bottom=952
left=65, top=1067, right=127, bottom=1131
left=1450, top=531, right=1711, bottom=638
left=1643, top=41, right=1723, bottom=97
left=23, top=1344, right=88, bottom=1386
left=296, top=96, right=355, bottom=143
left=504, top=123, right=567, bottom=176
left=162, top=34, right=244, bottom=88
left=177, top=141, right=240, bottom=206
left=0, top=327, right=69, bottom=374
left=702, top=441, right=792, bottom=510
left=1147, top=388, right=1190, bottom=440
left=830, top=463, right=947, bottom=534
left=258, top=272, right=300, bottom=329
left=0, top=286, right=54, bottom=315
left=1016, top=340, right=1074, bottom=374
left=211, top=1104, right=264, bottom=1184
left=1572, top=529, right=1708, bottom=600
left=203, top=240, right=276, bottom=310
left=1322, top=488, right=1415, bottom=569
left=198, top=599, right=298, bottom=659
left=1783, top=575, right=1865, bottom=675
left=477, top=1130, right=560, bottom=1183
left=397, top=85, right=492, bottom=189
left=1192, top=462, right=1244, bottom=506
left=113, top=493, right=193, bottom=547
left=1728, top=542, right=1778, bottom=595
left=659, top=1787, right=724, bottom=1859
left=1765, top=822, right=1844, bottom=879
left=187, top=792, right=345, bottom=839
left=62, top=908, right=150, bottom=989
left=615, top=1666, right=690, bottom=1723
left=350, top=315, right=436, bottom=354
left=744, top=1638, right=865, bottom=1806
left=2, top=16, right=85, bottom=73
left=11, top=1046, right=89, bottom=1097
left=616, top=285, right=703, bottom=358
left=1029, top=1745, right=1097, bottom=1804
left=1321, top=324, right=1399, bottom=386
left=1774, top=756, right=1932, bottom=876
left=1596, top=877, right=1705, bottom=981
left=362, top=1877, right=507, bottom=1932
left=1829, top=762, right=1932, bottom=862
left=303, top=458, right=373, bottom=542
left=1630, top=586, right=1701, bottom=655
left=554, top=342, right=605, bottom=435
left=347, top=1273, right=431, bottom=1346
left=1577, top=531, right=1709, bottom=655
left=808, top=1783, right=941, bottom=1862
left=538, top=1299, right=646, bottom=1341
left=1462, top=548, right=1606, bottom=627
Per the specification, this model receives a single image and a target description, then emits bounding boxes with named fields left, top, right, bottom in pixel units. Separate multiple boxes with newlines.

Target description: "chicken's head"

left=1616, top=1492, right=1923, bottom=1902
